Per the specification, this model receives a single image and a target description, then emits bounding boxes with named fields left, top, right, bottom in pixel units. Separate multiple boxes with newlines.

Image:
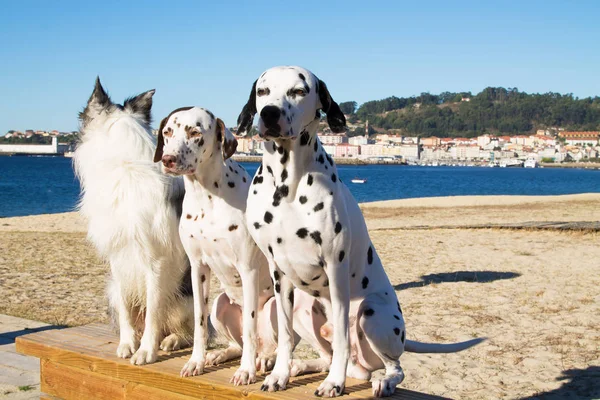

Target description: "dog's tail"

left=404, top=337, right=485, bottom=353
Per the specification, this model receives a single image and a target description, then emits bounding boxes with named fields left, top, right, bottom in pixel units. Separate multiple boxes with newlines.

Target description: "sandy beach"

left=1, top=194, right=599, bottom=399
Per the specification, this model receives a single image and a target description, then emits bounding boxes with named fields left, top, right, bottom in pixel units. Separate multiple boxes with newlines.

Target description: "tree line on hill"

left=338, top=87, right=600, bottom=138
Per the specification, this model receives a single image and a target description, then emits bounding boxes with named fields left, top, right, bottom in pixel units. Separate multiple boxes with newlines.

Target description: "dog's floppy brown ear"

left=236, top=79, right=257, bottom=135
left=217, top=118, right=237, bottom=160
left=153, top=116, right=168, bottom=163
left=317, top=79, right=346, bottom=133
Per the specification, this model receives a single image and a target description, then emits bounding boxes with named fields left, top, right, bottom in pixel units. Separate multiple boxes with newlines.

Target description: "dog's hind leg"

left=108, top=277, right=139, bottom=359
left=358, top=296, right=406, bottom=398
left=289, top=290, right=332, bottom=377
left=161, top=296, right=194, bottom=351
left=204, top=292, right=243, bottom=366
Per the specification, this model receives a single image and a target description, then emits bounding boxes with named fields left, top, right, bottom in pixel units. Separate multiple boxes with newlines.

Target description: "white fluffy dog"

left=74, top=78, right=193, bottom=365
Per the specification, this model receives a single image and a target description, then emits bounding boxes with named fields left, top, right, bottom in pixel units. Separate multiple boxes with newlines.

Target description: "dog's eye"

left=189, top=128, right=202, bottom=137
left=257, top=88, right=270, bottom=97
left=292, top=88, right=306, bottom=96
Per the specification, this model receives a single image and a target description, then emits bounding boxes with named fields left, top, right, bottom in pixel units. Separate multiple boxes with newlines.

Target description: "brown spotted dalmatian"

left=236, top=66, right=484, bottom=397
left=152, top=106, right=328, bottom=385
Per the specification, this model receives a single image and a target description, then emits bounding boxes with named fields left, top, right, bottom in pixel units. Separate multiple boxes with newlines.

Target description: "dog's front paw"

left=181, top=356, right=205, bottom=377
left=116, top=340, right=138, bottom=359
left=130, top=346, right=158, bottom=365
left=260, top=372, right=289, bottom=392
left=315, top=379, right=345, bottom=397
left=230, top=366, right=256, bottom=386
left=371, top=370, right=405, bottom=397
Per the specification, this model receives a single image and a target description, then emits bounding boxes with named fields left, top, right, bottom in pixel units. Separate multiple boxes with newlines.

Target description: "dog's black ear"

left=236, top=79, right=257, bottom=135
left=217, top=118, right=238, bottom=160
left=153, top=116, right=168, bottom=163
left=124, top=89, right=155, bottom=125
left=79, top=77, right=113, bottom=126
left=317, top=79, right=346, bottom=133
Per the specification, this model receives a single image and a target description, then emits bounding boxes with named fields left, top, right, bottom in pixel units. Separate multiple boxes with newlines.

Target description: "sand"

left=1, top=194, right=599, bottom=399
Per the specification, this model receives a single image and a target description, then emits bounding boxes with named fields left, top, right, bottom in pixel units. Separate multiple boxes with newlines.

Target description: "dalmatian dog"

left=153, top=107, right=327, bottom=385
left=236, top=66, right=484, bottom=397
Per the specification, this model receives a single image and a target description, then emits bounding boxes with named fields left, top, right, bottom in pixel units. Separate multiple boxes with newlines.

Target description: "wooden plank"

left=41, top=359, right=127, bottom=400
left=18, top=324, right=446, bottom=399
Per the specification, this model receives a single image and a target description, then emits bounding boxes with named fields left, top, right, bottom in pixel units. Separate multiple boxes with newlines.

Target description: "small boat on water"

left=351, top=178, right=367, bottom=184
left=524, top=157, right=538, bottom=168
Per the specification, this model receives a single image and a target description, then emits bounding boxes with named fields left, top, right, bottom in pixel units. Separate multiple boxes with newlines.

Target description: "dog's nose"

left=260, top=105, right=281, bottom=128
left=162, top=155, right=177, bottom=169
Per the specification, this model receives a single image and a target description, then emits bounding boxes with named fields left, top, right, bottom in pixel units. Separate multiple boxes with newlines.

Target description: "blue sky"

left=1, top=0, right=599, bottom=134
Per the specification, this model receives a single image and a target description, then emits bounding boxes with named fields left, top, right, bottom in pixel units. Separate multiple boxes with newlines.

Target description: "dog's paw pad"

left=116, top=341, right=137, bottom=359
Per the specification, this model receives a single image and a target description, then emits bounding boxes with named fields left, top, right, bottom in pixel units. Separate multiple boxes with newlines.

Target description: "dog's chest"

left=247, top=178, right=342, bottom=295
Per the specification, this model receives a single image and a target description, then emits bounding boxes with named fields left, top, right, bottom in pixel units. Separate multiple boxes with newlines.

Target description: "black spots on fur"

left=272, top=185, right=289, bottom=207
left=397, top=301, right=403, bottom=314
left=243, top=176, right=247, bottom=183
left=331, top=173, right=337, bottom=183
left=186, top=214, right=192, bottom=219
left=314, top=140, right=318, bottom=152
left=319, top=259, right=324, bottom=268
left=205, top=296, right=208, bottom=305
left=277, top=237, right=282, bottom=244
left=201, top=274, right=206, bottom=283
left=394, top=315, right=400, bottom=320
left=200, top=316, right=203, bottom=326
left=280, top=149, right=289, bottom=164
left=299, top=196, right=308, bottom=204
left=214, top=182, right=219, bottom=189
left=254, top=222, right=261, bottom=230
left=352, top=273, right=356, bottom=278
left=335, top=222, right=342, bottom=234
left=229, top=224, right=238, bottom=231
left=364, top=308, right=375, bottom=317
left=288, top=290, right=294, bottom=305
left=313, top=290, right=320, bottom=297
left=253, top=175, right=264, bottom=185
left=253, top=190, right=257, bottom=195
left=251, top=311, right=255, bottom=319
left=199, top=137, right=204, bottom=147
left=367, top=246, right=374, bottom=265
left=339, top=250, right=345, bottom=262
left=394, top=327, right=400, bottom=336
left=281, top=169, right=288, bottom=182
left=273, top=270, right=280, bottom=281
left=268, top=245, right=273, bottom=256
left=277, top=145, right=284, bottom=155
left=310, top=231, right=322, bottom=245
left=326, top=154, right=333, bottom=166
left=275, top=282, right=280, bottom=293
left=298, top=73, right=306, bottom=81
left=258, top=163, right=264, bottom=175
left=401, top=330, right=405, bottom=343
left=300, top=130, right=310, bottom=146
left=317, top=154, right=325, bottom=164
left=264, top=211, right=273, bottom=224
left=228, top=181, right=235, bottom=188
left=296, top=228, right=308, bottom=238
left=362, top=276, right=369, bottom=289
left=313, top=202, right=324, bottom=212
left=307, top=174, right=314, bottom=186
left=204, top=109, right=215, bottom=120
left=267, top=165, right=273, bottom=175
left=229, top=166, right=234, bottom=172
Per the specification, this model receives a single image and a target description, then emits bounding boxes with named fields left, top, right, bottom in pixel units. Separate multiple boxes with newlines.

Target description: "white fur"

left=74, top=85, right=192, bottom=365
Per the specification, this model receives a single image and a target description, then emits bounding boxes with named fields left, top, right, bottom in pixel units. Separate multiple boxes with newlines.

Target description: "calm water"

left=1, top=156, right=599, bottom=217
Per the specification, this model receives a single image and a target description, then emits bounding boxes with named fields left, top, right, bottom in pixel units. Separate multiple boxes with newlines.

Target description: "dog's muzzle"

left=260, top=105, right=282, bottom=138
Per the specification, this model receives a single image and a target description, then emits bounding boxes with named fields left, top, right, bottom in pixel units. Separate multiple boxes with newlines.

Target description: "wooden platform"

left=16, top=323, right=446, bottom=399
